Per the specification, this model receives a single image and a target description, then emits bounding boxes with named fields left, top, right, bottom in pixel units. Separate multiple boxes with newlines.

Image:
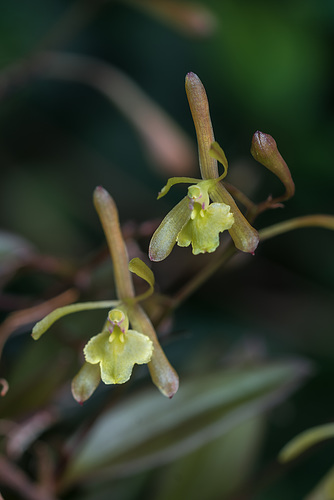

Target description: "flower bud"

left=251, top=131, right=295, bottom=201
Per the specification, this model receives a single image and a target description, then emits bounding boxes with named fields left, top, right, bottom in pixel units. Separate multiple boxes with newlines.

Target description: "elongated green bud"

left=185, top=72, right=259, bottom=253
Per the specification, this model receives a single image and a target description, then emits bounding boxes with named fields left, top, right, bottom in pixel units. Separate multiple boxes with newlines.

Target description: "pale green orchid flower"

left=32, top=258, right=156, bottom=402
left=149, top=143, right=234, bottom=261
left=83, top=309, right=153, bottom=385
left=149, top=72, right=259, bottom=262
left=32, top=187, right=179, bottom=403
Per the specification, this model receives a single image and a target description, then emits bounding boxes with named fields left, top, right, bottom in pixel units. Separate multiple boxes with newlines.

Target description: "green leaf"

left=305, top=464, right=334, bottom=500
left=61, top=359, right=311, bottom=486
left=155, top=416, right=264, bottom=500
left=279, top=423, right=334, bottom=463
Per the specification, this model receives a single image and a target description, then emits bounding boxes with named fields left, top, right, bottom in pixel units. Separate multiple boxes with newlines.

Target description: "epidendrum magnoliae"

left=32, top=72, right=334, bottom=403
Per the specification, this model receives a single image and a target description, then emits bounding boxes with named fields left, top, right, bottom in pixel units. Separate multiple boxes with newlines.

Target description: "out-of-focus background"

left=0, top=1, right=334, bottom=499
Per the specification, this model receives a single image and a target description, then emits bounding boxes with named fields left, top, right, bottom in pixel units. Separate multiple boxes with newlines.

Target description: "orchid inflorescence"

left=32, top=72, right=334, bottom=403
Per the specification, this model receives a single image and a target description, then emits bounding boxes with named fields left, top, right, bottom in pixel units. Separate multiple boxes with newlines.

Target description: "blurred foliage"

left=0, top=0, right=334, bottom=499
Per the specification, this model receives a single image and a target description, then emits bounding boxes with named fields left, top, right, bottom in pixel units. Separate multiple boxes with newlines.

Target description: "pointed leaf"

left=62, top=358, right=311, bottom=486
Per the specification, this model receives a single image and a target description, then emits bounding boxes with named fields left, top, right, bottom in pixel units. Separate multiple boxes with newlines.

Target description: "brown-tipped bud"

left=251, top=131, right=295, bottom=202
left=210, top=183, right=259, bottom=254
left=128, top=304, right=179, bottom=398
left=185, top=72, right=217, bottom=179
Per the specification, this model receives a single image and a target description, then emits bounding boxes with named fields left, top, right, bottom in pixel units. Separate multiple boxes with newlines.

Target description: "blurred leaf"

left=0, top=230, right=35, bottom=261
left=62, top=358, right=311, bottom=486
left=127, top=0, right=217, bottom=37
left=305, top=463, right=334, bottom=500
left=155, top=416, right=265, bottom=500
left=1, top=333, right=75, bottom=418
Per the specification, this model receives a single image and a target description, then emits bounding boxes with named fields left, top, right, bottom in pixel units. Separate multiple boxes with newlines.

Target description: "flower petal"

left=149, top=197, right=191, bottom=261
left=84, top=330, right=153, bottom=385
left=99, top=330, right=153, bottom=384
left=177, top=202, right=234, bottom=255
left=84, top=332, right=110, bottom=365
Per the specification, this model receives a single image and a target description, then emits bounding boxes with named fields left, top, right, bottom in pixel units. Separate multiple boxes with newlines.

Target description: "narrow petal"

left=32, top=300, right=120, bottom=340
left=149, top=197, right=191, bottom=261
left=157, top=176, right=202, bottom=199
left=128, top=257, right=155, bottom=302
left=209, top=141, right=228, bottom=174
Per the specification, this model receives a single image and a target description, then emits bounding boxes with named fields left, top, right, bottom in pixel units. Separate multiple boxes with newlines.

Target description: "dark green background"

left=1, top=1, right=334, bottom=499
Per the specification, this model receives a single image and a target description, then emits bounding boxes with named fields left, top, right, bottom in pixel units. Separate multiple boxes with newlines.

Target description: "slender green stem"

left=259, top=215, right=334, bottom=241
left=155, top=214, right=334, bottom=326
left=154, top=242, right=238, bottom=329
left=174, top=243, right=237, bottom=305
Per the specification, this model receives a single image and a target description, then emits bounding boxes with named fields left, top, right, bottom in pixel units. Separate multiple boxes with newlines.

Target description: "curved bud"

left=251, top=131, right=295, bottom=202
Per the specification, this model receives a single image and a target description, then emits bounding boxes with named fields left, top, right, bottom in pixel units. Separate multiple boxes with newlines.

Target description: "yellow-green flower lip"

left=84, top=308, right=153, bottom=385
left=149, top=173, right=234, bottom=261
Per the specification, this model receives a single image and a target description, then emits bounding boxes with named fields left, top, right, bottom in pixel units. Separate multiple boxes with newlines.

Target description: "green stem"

left=174, top=243, right=237, bottom=305
left=259, top=215, right=334, bottom=241
left=156, top=214, right=334, bottom=324
left=154, top=243, right=238, bottom=329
